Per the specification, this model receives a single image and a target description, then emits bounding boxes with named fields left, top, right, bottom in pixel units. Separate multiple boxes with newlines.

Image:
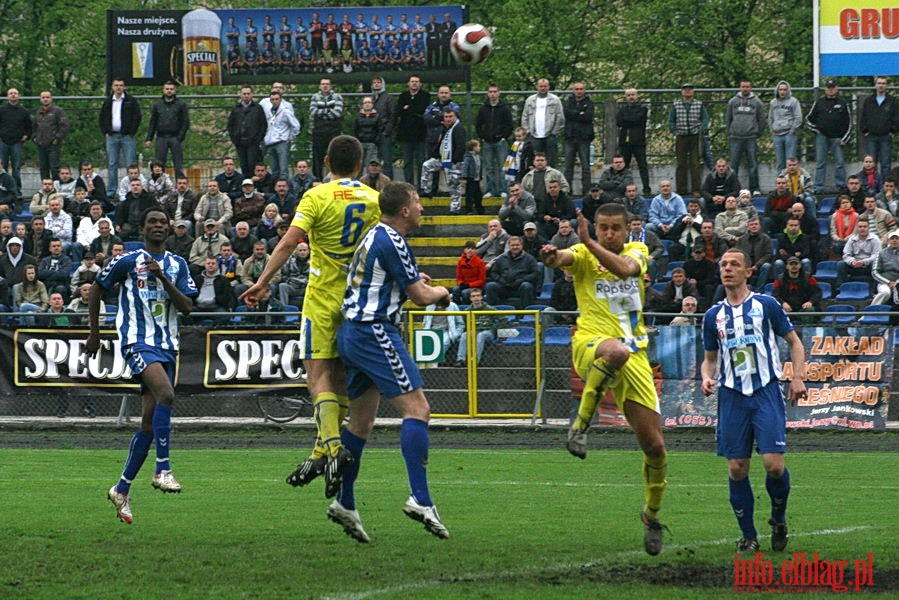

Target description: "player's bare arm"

left=539, top=244, right=574, bottom=269
left=241, top=225, right=306, bottom=307
left=783, top=330, right=807, bottom=403
left=85, top=282, right=105, bottom=356
left=700, top=350, right=719, bottom=396
left=406, top=279, right=450, bottom=307
left=145, top=257, right=193, bottom=314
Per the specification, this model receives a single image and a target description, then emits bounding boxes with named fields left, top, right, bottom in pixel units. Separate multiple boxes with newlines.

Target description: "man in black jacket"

left=859, top=76, right=898, bottom=181
left=99, top=79, right=141, bottom=191
left=476, top=84, right=514, bottom=198
left=805, top=80, right=852, bottom=193
left=395, top=75, right=431, bottom=188
left=563, top=82, right=595, bottom=195
left=0, top=88, right=32, bottom=198
left=617, top=88, right=651, bottom=196
left=145, top=81, right=190, bottom=179
left=420, top=107, right=466, bottom=213
left=227, top=86, right=267, bottom=177
left=701, top=158, right=742, bottom=219
left=193, top=256, right=236, bottom=323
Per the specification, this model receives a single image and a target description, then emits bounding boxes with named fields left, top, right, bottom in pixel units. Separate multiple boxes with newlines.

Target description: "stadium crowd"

left=1, top=74, right=899, bottom=325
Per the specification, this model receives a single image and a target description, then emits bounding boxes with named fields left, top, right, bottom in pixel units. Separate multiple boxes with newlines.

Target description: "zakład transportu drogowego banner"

left=107, top=5, right=467, bottom=87
left=3, top=325, right=891, bottom=430
left=819, top=0, right=899, bottom=76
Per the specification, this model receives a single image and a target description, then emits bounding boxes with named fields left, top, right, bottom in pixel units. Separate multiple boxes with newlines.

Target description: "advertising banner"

left=819, top=1, right=899, bottom=75
left=107, top=5, right=467, bottom=87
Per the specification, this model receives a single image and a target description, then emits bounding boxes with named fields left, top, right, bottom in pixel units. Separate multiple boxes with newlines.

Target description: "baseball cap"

left=889, top=230, right=899, bottom=239
left=175, top=220, right=190, bottom=228
left=241, top=178, right=254, bottom=186
left=204, top=218, right=216, bottom=227
left=786, top=256, right=801, bottom=264
left=523, top=222, right=537, bottom=231
left=589, top=183, right=601, bottom=191
left=681, top=83, right=695, bottom=89
left=691, top=246, right=704, bottom=253
left=83, top=251, right=95, bottom=259
left=824, top=79, right=837, bottom=88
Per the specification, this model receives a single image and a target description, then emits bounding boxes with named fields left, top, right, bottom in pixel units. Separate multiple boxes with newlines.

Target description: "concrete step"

left=407, top=237, right=472, bottom=257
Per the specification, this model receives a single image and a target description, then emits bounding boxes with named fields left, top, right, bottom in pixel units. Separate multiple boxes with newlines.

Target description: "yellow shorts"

left=572, top=332, right=659, bottom=414
left=298, top=288, right=343, bottom=360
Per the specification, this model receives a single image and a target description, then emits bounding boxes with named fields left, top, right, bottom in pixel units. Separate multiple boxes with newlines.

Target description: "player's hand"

left=145, top=257, right=162, bottom=278
left=539, top=244, right=558, bottom=266
left=575, top=209, right=591, bottom=243
left=787, top=379, right=807, bottom=405
left=420, top=272, right=432, bottom=284
left=85, top=332, right=101, bottom=357
left=701, top=377, right=717, bottom=396
left=240, top=282, right=271, bottom=309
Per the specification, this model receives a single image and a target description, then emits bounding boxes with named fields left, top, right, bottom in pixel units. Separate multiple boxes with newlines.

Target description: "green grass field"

left=0, top=447, right=896, bottom=599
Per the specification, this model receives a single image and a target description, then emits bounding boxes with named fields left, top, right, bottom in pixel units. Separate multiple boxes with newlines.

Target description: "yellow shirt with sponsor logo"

left=568, top=241, right=650, bottom=347
left=290, top=178, right=381, bottom=295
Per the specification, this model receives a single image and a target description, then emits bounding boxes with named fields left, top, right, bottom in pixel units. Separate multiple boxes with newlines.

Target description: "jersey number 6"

left=340, top=203, right=367, bottom=247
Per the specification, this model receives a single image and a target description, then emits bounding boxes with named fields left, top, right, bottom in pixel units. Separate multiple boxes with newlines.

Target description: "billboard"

left=819, top=1, right=899, bottom=76
left=107, top=6, right=468, bottom=87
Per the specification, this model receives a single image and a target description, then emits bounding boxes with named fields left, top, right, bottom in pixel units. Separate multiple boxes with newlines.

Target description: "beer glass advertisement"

left=107, top=6, right=467, bottom=87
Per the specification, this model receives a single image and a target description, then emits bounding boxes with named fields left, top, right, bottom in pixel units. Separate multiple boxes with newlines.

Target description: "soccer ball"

left=450, top=24, right=493, bottom=65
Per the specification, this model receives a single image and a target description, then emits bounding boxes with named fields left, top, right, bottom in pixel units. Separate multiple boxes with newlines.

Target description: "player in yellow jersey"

left=540, top=202, right=669, bottom=556
left=241, top=135, right=381, bottom=498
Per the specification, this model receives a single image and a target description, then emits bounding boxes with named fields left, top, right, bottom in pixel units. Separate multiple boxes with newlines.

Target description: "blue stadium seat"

left=834, top=282, right=870, bottom=302
left=822, top=304, right=856, bottom=325
left=817, top=281, right=832, bottom=300
left=769, top=238, right=778, bottom=254
left=650, top=282, right=667, bottom=294
left=282, top=304, right=300, bottom=324
left=572, top=198, right=584, bottom=211
left=817, top=218, right=830, bottom=237
left=857, top=304, right=891, bottom=325
left=659, top=239, right=673, bottom=256
left=229, top=305, right=248, bottom=325
left=659, top=261, right=684, bottom=282
left=817, top=196, right=836, bottom=217
left=124, top=241, right=145, bottom=252
left=543, top=326, right=572, bottom=346
left=104, top=305, right=117, bottom=325
left=762, top=283, right=774, bottom=295
left=537, top=282, right=553, bottom=302
left=518, top=304, right=548, bottom=325
left=751, top=196, right=766, bottom=214
left=492, top=305, right=516, bottom=323
left=813, top=261, right=839, bottom=282
left=503, top=326, right=536, bottom=346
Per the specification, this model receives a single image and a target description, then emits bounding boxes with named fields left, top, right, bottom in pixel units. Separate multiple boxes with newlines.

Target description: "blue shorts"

left=123, top=344, right=177, bottom=393
left=337, top=320, right=423, bottom=401
left=716, top=379, right=787, bottom=459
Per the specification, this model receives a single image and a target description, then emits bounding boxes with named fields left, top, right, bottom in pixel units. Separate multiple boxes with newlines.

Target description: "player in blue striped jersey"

left=87, top=208, right=198, bottom=524
left=701, top=248, right=806, bottom=554
left=328, top=182, right=452, bottom=542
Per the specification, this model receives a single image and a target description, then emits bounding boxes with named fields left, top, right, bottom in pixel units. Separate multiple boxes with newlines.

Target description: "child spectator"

left=462, top=139, right=483, bottom=214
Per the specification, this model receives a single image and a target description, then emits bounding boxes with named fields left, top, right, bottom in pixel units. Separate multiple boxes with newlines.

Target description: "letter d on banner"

left=414, top=329, right=444, bottom=363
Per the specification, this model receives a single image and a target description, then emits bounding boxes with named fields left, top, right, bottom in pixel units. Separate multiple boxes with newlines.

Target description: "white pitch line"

left=320, top=525, right=872, bottom=600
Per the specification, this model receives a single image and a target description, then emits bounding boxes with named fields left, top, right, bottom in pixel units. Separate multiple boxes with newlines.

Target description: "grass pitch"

left=0, top=446, right=896, bottom=599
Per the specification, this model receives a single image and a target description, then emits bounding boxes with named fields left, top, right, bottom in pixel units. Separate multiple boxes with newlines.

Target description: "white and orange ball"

left=449, top=23, right=493, bottom=65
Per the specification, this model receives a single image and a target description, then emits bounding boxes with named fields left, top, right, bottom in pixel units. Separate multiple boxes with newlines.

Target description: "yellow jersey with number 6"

left=291, top=178, right=380, bottom=296
left=568, top=241, right=650, bottom=349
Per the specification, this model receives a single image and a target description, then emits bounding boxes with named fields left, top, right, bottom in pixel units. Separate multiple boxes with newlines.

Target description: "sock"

left=766, top=468, right=790, bottom=524
left=116, top=429, right=153, bottom=494
left=309, top=396, right=348, bottom=461
left=573, top=358, right=619, bottom=431
left=642, top=450, right=668, bottom=520
left=152, top=403, right=172, bottom=474
left=400, top=418, right=432, bottom=506
left=337, top=429, right=367, bottom=511
left=313, top=392, right=342, bottom=458
left=729, top=477, right=757, bottom=539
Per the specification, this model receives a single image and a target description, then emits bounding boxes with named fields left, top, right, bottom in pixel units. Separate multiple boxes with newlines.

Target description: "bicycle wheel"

left=258, top=395, right=308, bottom=423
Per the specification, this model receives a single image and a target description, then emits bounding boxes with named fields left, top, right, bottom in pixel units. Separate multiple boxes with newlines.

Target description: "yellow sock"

left=573, top=358, right=619, bottom=431
left=313, top=392, right=343, bottom=458
left=309, top=436, right=327, bottom=460
left=642, top=449, right=668, bottom=519
left=310, top=396, right=349, bottom=459
left=337, top=394, right=349, bottom=424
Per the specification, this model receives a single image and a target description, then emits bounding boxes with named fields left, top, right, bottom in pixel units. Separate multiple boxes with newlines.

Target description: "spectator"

left=254, top=202, right=283, bottom=242
left=53, top=166, right=77, bottom=203
left=768, top=81, right=803, bottom=173
left=876, top=178, right=899, bottom=218
left=69, top=251, right=100, bottom=296
left=145, top=159, right=174, bottom=201
left=74, top=161, right=109, bottom=210
left=0, top=166, right=15, bottom=213
left=453, top=240, right=486, bottom=304
left=550, top=219, right=579, bottom=250
left=521, top=152, right=570, bottom=202
left=263, top=91, right=300, bottom=181
left=37, top=238, right=72, bottom=299
left=503, top=126, right=534, bottom=185
left=735, top=217, right=773, bottom=291
left=353, top=95, right=381, bottom=167
left=30, top=178, right=57, bottom=217
left=144, top=81, right=190, bottom=179
left=622, top=184, right=649, bottom=223
left=278, top=242, right=310, bottom=308
left=580, top=184, right=615, bottom=224
left=475, top=219, right=509, bottom=269
left=461, top=139, right=483, bottom=214
left=193, top=256, right=236, bottom=320
left=860, top=196, right=896, bottom=240
left=598, top=155, right=633, bottom=201
left=215, top=157, right=244, bottom=201
left=115, top=179, right=156, bottom=241
left=668, top=83, right=709, bottom=196
left=114, top=164, right=147, bottom=204
left=193, top=180, right=233, bottom=237
left=67, top=281, right=105, bottom=325
left=764, top=176, right=796, bottom=234
left=780, top=157, right=816, bottom=214
left=858, top=76, right=896, bottom=181
left=267, top=177, right=296, bottom=220
left=161, top=176, right=197, bottom=228
left=805, top=80, right=852, bottom=193
left=836, top=218, right=881, bottom=290
left=0, top=219, right=12, bottom=250
left=189, top=220, right=230, bottom=275
left=0, top=87, right=32, bottom=197
left=216, top=242, right=241, bottom=285
left=44, top=196, right=73, bottom=251
left=0, top=237, right=37, bottom=307
left=715, top=196, right=748, bottom=244
left=420, top=107, right=466, bottom=213
left=476, top=83, right=514, bottom=199
left=485, top=236, right=540, bottom=308
left=774, top=216, right=814, bottom=279
left=66, top=188, right=92, bottom=221
left=617, top=88, right=652, bottom=196
left=546, top=269, right=577, bottom=324
left=235, top=240, right=280, bottom=301
left=24, top=216, right=51, bottom=261
left=370, top=76, right=396, bottom=179
left=452, top=287, right=504, bottom=367
left=725, top=80, right=766, bottom=194
left=227, top=86, right=267, bottom=177
left=99, top=79, right=141, bottom=188
left=423, top=295, right=463, bottom=362
left=669, top=295, right=700, bottom=327
left=266, top=222, right=290, bottom=253
left=15, top=264, right=49, bottom=323
left=250, top=163, right=274, bottom=195
left=872, top=230, right=899, bottom=305
left=563, top=82, right=595, bottom=194
left=359, top=160, right=390, bottom=192
left=75, top=202, right=106, bottom=253
left=422, top=85, right=461, bottom=188
left=669, top=198, right=705, bottom=260
left=830, top=195, right=858, bottom=256
left=536, top=180, right=577, bottom=240
left=234, top=178, right=266, bottom=229
left=163, top=220, right=193, bottom=262
left=395, top=75, right=430, bottom=187
left=309, top=78, right=343, bottom=179
left=230, top=221, right=259, bottom=261
left=647, top=180, right=687, bottom=240
left=855, top=154, right=882, bottom=196
left=841, top=175, right=868, bottom=213
left=772, top=257, right=822, bottom=325
left=656, top=268, right=700, bottom=321
left=521, top=78, right=564, bottom=168
left=288, top=159, right=319, bottom=199
left=789, top=202, right=821, bottom=258
left=41, top=292, right=73, bottom=327
left=701, top=158, right=741, bottom=219
left=32, top=90, right=70, bottom=181
left=736, top=188, right=760, bottom=222
left=627, top=215, right=664, bottom=282
left=684, top=246, right=718, bottom=308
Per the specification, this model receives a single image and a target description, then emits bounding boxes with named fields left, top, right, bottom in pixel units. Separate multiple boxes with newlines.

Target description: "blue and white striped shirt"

left=702, top=292, right=793, bottom=395
left=95, top=249, right=197, bottom=352
left=342, top=223, right=420, bottom=323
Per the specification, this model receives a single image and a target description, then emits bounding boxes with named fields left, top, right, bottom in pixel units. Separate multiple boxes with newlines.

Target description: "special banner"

left=107, top=5, right=467, bottom=87
left=819, top=1, right=899, bottom=76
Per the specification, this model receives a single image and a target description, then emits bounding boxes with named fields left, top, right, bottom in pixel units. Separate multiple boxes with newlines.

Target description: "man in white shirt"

left=521, top=78, right=565, bottom=169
